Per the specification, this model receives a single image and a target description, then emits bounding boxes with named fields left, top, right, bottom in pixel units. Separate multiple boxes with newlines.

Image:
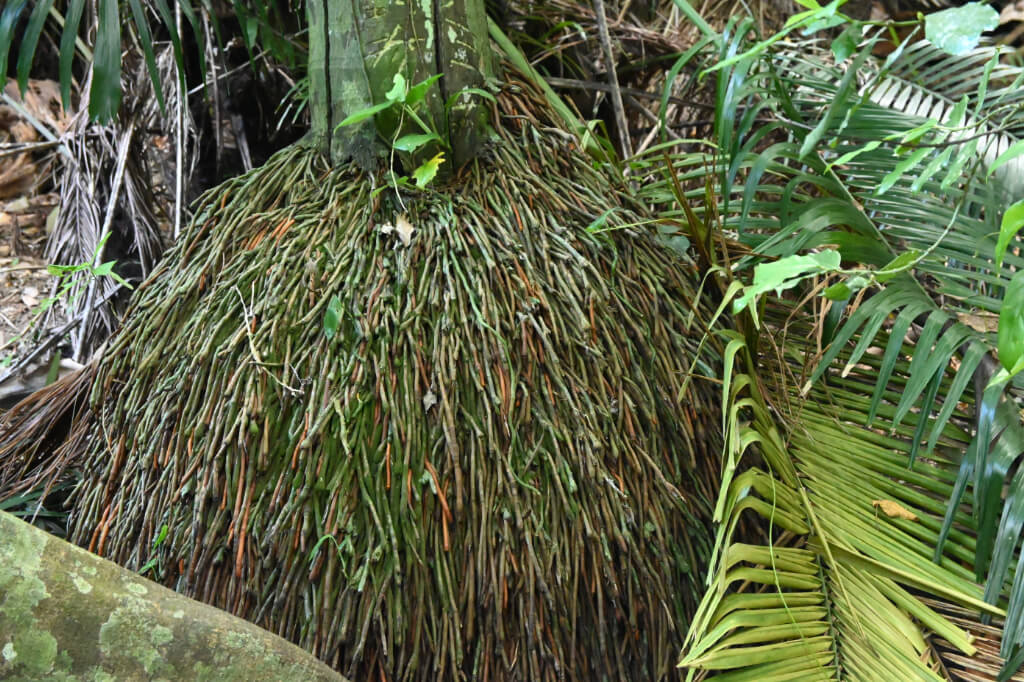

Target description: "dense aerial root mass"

left=4, top=100, right=720, bottom=680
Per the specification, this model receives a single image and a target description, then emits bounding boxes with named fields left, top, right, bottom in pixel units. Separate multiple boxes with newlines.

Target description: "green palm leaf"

left=647, top=16, right=1024, bottom=678
left=681, top=314, right=993, bottom=680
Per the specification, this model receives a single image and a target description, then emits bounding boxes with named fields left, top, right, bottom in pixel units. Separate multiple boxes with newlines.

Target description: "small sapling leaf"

left=393, top=133, right=440, bottom=152
left=324, top=295, right=342, bottom=339
left=445, top=87, right=497, bottom=110
left=406, top=74, right=443, bottom=106
left=386, top=73, right=407, bottom=103
left=831, top=23, right=861, bottom=61
left=824, top=274, right=868, bottom=301
left=876, top=249, right=921, bottom=282
left=338, top=101, right=394, bottom=128
left=824, top=282, right=851, bottom=301
left=93, top=261, right=116, bottom=276
left=734, top=250, right=842, bottom=312
left=585, top=208, right=617, bottom=233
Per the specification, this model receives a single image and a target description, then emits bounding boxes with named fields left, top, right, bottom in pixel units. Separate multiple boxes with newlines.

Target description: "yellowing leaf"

left=872, top=499, right=917, bottom=521
left=412, top=153, right=444, bottom=188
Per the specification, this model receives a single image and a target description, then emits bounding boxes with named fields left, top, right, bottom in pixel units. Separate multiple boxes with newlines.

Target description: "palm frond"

left=645, top=18, right=1024, bottom=678
left=756, top=42, right=1024, bottom=668
left=46, top=53, right=168, bottom=360
left=680, top=303, right=1003, bottom=679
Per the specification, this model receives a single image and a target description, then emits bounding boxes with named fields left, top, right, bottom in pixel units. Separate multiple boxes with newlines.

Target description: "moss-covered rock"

left=0, top=510, right=344, bottom=681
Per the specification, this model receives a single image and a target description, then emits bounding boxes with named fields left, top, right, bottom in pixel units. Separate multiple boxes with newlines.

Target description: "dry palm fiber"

left=23, top=82, right=719, bottom=680
left=0, top=364, right=95, bottom=501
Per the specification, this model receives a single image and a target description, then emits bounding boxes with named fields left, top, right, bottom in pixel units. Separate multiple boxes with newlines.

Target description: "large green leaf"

left=997, top=200, right=1024, bottom=269
left=15, top=0, right=53, bottom=95
left=59, top=0, right=87, bottom=110
left=90, top=0, right=122, bottom=121
left=126, top=0, right=165, bottom=112
left=0, top=1, right=28, bottom=86
left=1000, top=271, right=1024, bottom=373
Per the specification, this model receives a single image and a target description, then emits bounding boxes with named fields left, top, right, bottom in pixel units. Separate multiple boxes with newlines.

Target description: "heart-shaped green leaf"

left=925, top=2, right=998, bottom=56
left=393, top=133, right=440, bottom=153
left=406, top=74, right=442, bottom=107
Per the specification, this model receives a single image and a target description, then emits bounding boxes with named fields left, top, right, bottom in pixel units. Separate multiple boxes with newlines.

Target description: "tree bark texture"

left=0, top=511, right=346, bottom=681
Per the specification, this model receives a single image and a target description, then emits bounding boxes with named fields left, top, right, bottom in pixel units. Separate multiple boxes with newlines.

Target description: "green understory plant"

left=649, top=0, right=1024, bottom=678
left=0, top=231, right=132, bottom=368
left=336, top=72, right=497, bottom=196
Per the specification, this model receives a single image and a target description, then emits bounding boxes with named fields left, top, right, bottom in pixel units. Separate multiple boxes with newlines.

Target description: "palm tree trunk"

left=306, top=0, right=493, bottom=168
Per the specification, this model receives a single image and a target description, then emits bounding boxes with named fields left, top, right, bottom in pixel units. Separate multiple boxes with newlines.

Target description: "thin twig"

left=593, top=0, right=633, bottom=158
left=175, top=2, right=185, bottom=241
left=0, top=263, right=56, bottom=274
left=628, top=95, right=685, bottom=153
left=202, top=9, right=224, bottom=175
left=234, top=285, right=304, bottom=396
left=0, top=141, right=61, bottom=159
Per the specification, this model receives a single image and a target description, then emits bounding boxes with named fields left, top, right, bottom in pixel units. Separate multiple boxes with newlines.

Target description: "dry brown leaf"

left=958, top=311, right=1000, bottom=333
left=1000, top=0, right=1024, bottom=24
left=380, top=214, right=416, bottom=247
left=872, top=499, right=917, bottom=521
left=3, top=78, right=68, bottom=135
left=0, top=156, right=35, bottom=200
left=394, top=214, right=415, bottom=246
